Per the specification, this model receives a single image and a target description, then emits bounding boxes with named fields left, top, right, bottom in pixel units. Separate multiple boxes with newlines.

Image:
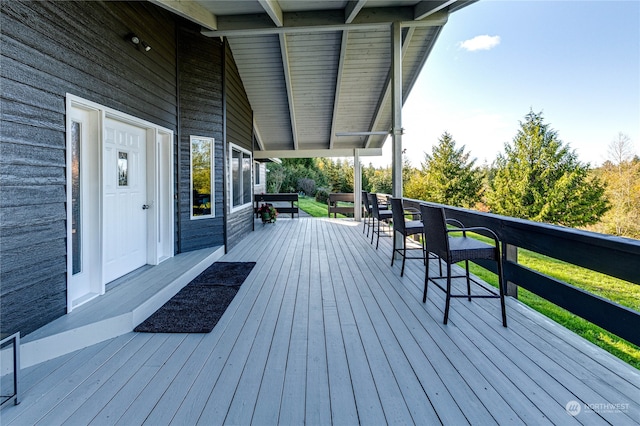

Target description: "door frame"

left=65, top=94, right=174, bottom=312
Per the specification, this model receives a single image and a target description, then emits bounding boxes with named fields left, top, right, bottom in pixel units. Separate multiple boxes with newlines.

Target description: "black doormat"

left=134, top=262, right=255, bottom=333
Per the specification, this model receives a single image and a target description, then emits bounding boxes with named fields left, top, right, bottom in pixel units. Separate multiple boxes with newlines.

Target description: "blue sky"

left=374, top=0, right=640, bottom=168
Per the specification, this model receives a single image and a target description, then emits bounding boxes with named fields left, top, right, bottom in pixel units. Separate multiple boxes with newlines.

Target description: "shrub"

left=315, top=187, right=330, bottom=204
left=297, top=178, right=316, bottom=196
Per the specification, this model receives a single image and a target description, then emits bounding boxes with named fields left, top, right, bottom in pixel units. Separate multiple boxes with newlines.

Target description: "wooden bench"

left=254, top=193, right=299, bottom=218
left=328, top=193, right=355, bottom=218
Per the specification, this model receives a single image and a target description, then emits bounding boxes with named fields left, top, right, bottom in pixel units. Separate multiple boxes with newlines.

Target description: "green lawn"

left=464, top=247, right=640, bottom=370
left=296, top=198, right=640, bottom=369
left=298, top=195, right=348, bottom=218
left=518, top=249, right=639, bottom=311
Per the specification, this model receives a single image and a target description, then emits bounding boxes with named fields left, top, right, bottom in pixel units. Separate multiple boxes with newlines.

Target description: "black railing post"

left=504, top=243, right=518, bottom=298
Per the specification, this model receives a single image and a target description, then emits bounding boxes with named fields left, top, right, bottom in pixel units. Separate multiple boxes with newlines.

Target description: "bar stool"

left=420, top=204, right=507, bottom=327
left=362, top=191, right=372, bottom=236
left=389, top=197, right=426, bottom=276
left=369, top=193, right=392, bottom=249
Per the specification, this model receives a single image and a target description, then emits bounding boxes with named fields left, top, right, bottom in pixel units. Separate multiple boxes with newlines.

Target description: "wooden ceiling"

left=151, top=0, right=473, bottom=158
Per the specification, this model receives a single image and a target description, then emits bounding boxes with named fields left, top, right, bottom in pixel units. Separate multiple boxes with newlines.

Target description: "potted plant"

left=258, top=203, right=278, bottom=224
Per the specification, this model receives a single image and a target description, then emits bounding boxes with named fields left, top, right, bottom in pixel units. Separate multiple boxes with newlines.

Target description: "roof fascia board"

left=329, top=30, right=349, bottom=150
left=201, top=9, right=448, bottom=37
left=254, top=148, right=383, bottom=159
left=253, top=118, right=266, bottom=151
left=448, top=0, right=479, bottom=13
left=414, top=0, right=456, bottom=20
left=258, top=0, right=284, bottom=27
left=345, top=0, right=368, bottom=24
left=365, top=26, right=416, bottom=148
left=364, top=24, right=444, bottom=149
left=149, top=0, right=218, bottom=30
left=402, top=25, right=444, bottom=100
left=279, top=33, right=299, bottom=150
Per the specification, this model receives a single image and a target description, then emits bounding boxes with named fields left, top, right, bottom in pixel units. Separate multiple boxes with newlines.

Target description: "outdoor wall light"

left=127, top=33, right=151, bottom=52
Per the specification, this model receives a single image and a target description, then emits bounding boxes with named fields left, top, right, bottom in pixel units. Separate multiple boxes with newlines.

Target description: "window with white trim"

left=230, top=143, right=252, bottom=209
left=190, top=136, right=214, bottom=219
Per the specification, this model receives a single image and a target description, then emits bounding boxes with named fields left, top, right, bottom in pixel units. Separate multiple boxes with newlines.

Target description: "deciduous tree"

left=591, top=133, right=640, bottom=237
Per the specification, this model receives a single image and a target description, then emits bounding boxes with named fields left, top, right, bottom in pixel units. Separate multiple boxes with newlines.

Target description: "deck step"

left=20, top=246, right=224, bottom=368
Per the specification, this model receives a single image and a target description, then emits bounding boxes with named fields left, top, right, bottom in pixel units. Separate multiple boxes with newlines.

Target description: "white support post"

left=391, top=21, right=403, bottom=258
left=391, top=21, right=403, bottom=199
left=354, top=149, right=362, bottom=221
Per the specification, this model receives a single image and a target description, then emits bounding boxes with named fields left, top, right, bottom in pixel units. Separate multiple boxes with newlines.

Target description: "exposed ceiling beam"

left=279, top=33, right=299, bottom=150
left=336, top=131, right=390, bottom=136
left=329, top=31, right=349, bottom=150
left=254, top=148, right=383, bottom=159
left=258, top=0, right=284, bottom=27
left=149, top=0, right=218, bottom=30
left=345, top=0, right=367, bottom=24
left=414, top=0, right=456, bottom=20
left=201, top=9, right=448, bottom=37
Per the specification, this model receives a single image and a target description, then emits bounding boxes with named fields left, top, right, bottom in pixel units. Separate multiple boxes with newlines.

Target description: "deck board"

left=35, top=334, right=157, bottom=425
left=3, top=218, right=639, bottom=426
left=277, top=221, right=312, bottom=426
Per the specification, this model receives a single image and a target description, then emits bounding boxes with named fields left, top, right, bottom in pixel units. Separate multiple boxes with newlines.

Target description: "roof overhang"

left=150, top=0, right=474, bottom=158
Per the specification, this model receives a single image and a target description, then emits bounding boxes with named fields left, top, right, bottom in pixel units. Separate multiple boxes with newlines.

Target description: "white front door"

left=103, top=118, right=148, bottom=283
left=67, top=95, right=174, bottom=311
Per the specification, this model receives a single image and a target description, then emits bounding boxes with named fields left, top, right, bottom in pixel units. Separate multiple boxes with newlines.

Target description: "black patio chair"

left=420, top=204, right=507, bottom=327
left=362, top=191, right=372, bottom=236
left=389, top=197, right=426, bottom=276
left=369, top=193, right=392, bottom=249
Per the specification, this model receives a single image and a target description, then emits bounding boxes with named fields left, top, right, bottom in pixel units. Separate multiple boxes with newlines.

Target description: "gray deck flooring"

left=3, top=218, right=639, bottom=425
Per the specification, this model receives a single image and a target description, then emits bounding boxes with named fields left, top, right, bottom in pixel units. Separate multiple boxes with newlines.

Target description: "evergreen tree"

left=404, top=132, right=483, bottom=208
left=486, top=110, right=608, bottom=227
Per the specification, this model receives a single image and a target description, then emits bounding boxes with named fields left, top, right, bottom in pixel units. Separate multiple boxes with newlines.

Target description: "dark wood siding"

left=1, top=0, right=236, bottom=337
left=176, top=23, right=225, bottom=252
left=224, top=42, right=254, bottom=250
left=0, top=0, right=178, bottom=337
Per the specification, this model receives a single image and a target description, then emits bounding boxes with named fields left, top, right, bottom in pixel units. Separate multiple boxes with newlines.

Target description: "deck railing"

left=399, top=197, right=640, bottom=346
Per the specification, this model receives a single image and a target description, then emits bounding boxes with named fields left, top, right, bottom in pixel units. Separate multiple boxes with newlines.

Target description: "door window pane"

left=71, top=121, right=81, bottom=274
left=118, top=151, right=128, bottom=186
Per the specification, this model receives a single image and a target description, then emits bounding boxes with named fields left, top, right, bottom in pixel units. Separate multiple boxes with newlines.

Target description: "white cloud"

left=458, top=35, right=501, bottom=52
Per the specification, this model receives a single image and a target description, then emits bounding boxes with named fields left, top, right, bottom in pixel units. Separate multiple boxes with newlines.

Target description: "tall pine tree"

left=486, top=110, right=608, bottom=227
left=405, top=132, right=483, bottom=208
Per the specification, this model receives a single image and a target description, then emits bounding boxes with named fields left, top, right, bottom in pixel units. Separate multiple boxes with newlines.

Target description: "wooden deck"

left=2, top=218, right=639, bottom=425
